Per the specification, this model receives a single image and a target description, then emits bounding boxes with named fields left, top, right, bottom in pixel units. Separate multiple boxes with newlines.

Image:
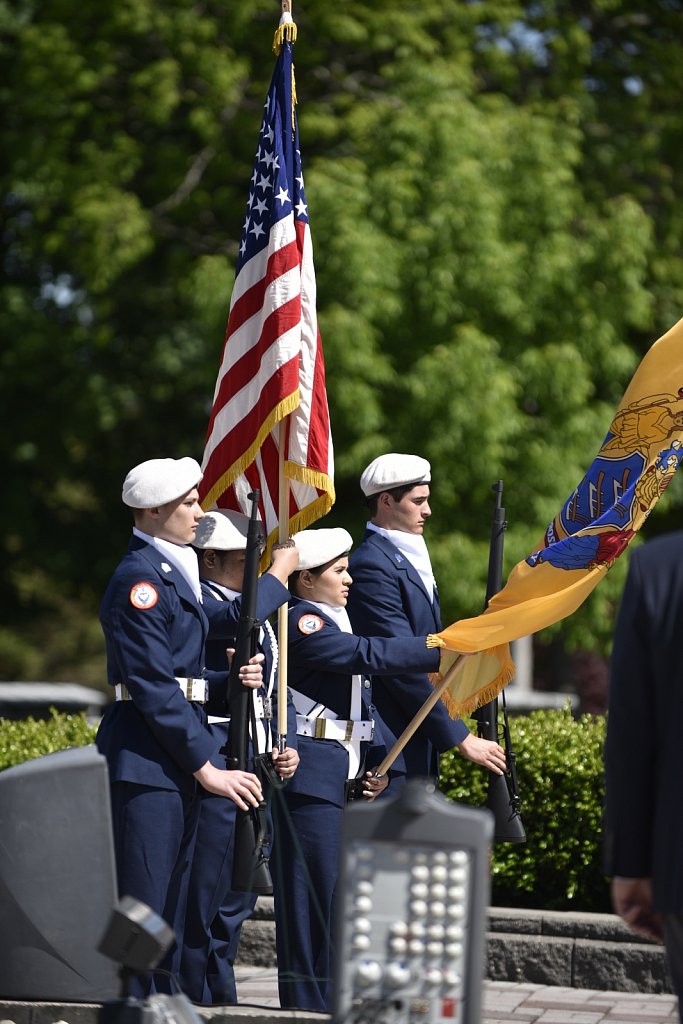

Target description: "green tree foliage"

left=1, top=0, right=682, bottom=681
left=441, top=707, right=610, bottom=912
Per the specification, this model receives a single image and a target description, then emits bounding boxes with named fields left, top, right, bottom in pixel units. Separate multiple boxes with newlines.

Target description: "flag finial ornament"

left=273, top=1, right=297, bottom=54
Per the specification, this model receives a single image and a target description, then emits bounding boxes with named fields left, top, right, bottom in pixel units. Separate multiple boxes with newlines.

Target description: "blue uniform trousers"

left=179, top=721, right=270, bottom=1005
left=109, top=781, right=201, bottom=997
left=178, top=782, right=259, bottom=1003
left=270, top=791, right=341, bottom=1013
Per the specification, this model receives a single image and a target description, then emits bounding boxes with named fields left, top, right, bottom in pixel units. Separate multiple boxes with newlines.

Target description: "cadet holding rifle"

left=96, top=458, right=265, bottom=998
left=179, top=508, right=299, bottom=1005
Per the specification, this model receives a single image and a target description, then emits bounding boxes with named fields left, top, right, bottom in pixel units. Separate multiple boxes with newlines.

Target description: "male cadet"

left=179, top=509, right=299, bottom=1005
left=96, top=458, right=269, bottom=996
left=346, top=453, right=507, bottom=783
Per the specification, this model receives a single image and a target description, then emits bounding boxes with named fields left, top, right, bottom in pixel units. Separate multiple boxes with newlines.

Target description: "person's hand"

left=271, top=745, right=299, bottom=780
left=193, top=761, right=263, bottom=809
left=226, top=649, right=264, bottom=689
left=268, top=540, right=300, bottom=584
left=457, top=732, right=507, bottom=775
left=611, top=877, right=663, bottom=943
left=362, top=771, right=389, bottom=802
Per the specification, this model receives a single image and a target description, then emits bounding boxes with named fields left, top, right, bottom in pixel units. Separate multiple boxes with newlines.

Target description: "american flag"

left=200, top=34, right=334, bottom=546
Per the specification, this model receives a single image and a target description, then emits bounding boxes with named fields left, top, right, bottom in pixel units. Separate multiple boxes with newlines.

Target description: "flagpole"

left=374, top=654, right=469, bottom=777
left=277, top=418, right=289, bottom=751
left=276, top=0, right=295, bottom=754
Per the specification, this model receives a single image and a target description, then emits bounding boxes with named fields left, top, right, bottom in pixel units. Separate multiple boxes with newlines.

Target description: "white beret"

left=122, top=457, right=203, bottom=509
left=193, top=509, right=253, bottom=551
left=293, top=528, right=353, bottom=571
left=360, top=453, right=431, bottom=497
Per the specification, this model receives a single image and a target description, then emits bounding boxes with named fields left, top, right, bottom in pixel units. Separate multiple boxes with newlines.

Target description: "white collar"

left=367, top=522, right=436, bottom=601
left=202, top=579, right=241, bottom=602
left=306, top=600, right=353, bottom=633
left=133, top=528, right=203, bottom=603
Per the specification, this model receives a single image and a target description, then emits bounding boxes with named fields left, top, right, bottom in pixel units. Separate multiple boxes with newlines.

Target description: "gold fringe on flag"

left=427, top=636, right=516, bottom=719
left=273, top=10, right=297, bottom=54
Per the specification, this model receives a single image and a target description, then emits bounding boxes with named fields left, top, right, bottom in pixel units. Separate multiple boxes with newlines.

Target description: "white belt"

left=114, top=678, right=208, bottom=703
left=208, top=694, right=271, bottom=725
left=296, top=713, right=373, bottom=743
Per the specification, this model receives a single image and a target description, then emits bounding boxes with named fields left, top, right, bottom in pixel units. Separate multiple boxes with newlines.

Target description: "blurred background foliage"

left=2, top=0, right=682, bottom=687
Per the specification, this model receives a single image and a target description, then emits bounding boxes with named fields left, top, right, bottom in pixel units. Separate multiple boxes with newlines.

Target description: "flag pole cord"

left=374, top=654, right=469, bottom=777
left=276, top=418, right=290, bottom=751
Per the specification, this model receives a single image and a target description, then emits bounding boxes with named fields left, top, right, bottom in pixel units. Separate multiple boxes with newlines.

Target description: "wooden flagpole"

left=276, top=417, right=290, bottom=751
left=275, top=0, right=297, bottom=753
left=374, top=654, right=469, bottom=776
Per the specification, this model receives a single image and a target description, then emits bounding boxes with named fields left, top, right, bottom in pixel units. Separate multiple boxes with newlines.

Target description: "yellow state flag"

left=432, top=315, right=683, bottom=718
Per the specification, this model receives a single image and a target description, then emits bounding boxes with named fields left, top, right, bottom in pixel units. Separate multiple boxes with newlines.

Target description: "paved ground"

left=235, top=966, right=681, bottom=1022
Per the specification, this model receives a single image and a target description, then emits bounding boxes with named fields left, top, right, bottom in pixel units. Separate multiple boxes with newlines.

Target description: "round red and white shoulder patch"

left=129, top=582, right=159, bottom=610
left=297, top=613, right=324, bottom=635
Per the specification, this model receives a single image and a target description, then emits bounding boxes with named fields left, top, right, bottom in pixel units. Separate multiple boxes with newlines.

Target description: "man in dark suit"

left=604, top=531, right=683, bottom=1018
left=346, top=452, right=506, bottom=783
left=96, top=457, right=266, bottom=995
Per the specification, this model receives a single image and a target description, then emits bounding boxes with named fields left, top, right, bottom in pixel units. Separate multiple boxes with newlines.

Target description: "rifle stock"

left=472, top=480, right=526, bottom=845
left=226, top=490, right=274, bottom=894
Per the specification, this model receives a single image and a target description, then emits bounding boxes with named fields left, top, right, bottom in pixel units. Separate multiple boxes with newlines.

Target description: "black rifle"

left=472, top=480, right=526, bottom=844
left=225, top=489, right=274, bottom=893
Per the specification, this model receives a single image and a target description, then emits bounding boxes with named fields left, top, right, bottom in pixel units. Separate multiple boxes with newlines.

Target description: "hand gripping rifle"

left=225, top=489, right=274, bottom=894
left=471, top=480, right=526, bottom=844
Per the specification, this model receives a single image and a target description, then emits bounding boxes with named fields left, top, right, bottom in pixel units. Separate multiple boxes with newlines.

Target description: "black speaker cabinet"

left=0, top=744, right=121, bottom=1001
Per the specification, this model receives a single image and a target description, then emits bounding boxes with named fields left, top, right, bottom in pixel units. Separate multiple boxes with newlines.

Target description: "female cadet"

left=270, top=527, right=449, bottom=1013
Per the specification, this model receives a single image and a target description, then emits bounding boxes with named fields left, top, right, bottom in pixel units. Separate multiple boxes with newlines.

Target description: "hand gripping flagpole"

left=373, top=654, right=471, bottom=777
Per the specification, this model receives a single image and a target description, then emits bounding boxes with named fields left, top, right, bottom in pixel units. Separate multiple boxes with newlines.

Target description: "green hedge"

left=1, top=706, right=610, bottom=913
left=0, top=708, right=98, bottom=771
left=440, top=706, right=611, bottom=914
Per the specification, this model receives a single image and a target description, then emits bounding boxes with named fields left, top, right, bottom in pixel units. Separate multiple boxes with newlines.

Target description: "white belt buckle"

left=177, top=677, right=207, bottom=703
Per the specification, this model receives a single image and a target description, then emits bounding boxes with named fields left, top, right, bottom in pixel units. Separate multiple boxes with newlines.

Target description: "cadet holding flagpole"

left=270, top=527, right=455, bottom=1013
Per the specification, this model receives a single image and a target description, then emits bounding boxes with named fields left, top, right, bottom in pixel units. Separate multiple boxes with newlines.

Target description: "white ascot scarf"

left=133, top=528, right=203, bottom=604
left=367, top=522, right=436, bottom=602
left=307, top=601, right=353, bottom=633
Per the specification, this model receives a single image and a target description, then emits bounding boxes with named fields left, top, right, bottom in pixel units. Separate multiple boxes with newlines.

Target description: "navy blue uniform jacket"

left=96, top=535, right=288, bottom=792
left=347, top=529, right=468, bottom=778
left=604, top=532, right=683, bottom=912
left=285, top=597, right=441, bottom=807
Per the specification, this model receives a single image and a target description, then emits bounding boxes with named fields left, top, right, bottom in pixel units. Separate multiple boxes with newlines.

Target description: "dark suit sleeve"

left=347, top=550, right=469, bottom=749
left=603, top=549, right=656, bottom=878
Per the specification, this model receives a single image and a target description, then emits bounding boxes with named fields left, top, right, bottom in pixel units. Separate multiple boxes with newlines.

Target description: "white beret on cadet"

left=293, top=528, right=353, bottom=571
left=122, top=457, right=203, bottom=509
left=193, top=509, right=252, bottom=551
left=359, top=453, right=431, bottom=497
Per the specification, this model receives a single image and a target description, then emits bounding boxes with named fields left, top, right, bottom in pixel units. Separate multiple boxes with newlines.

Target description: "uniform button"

left=363, top=680, right=371, bottom=689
